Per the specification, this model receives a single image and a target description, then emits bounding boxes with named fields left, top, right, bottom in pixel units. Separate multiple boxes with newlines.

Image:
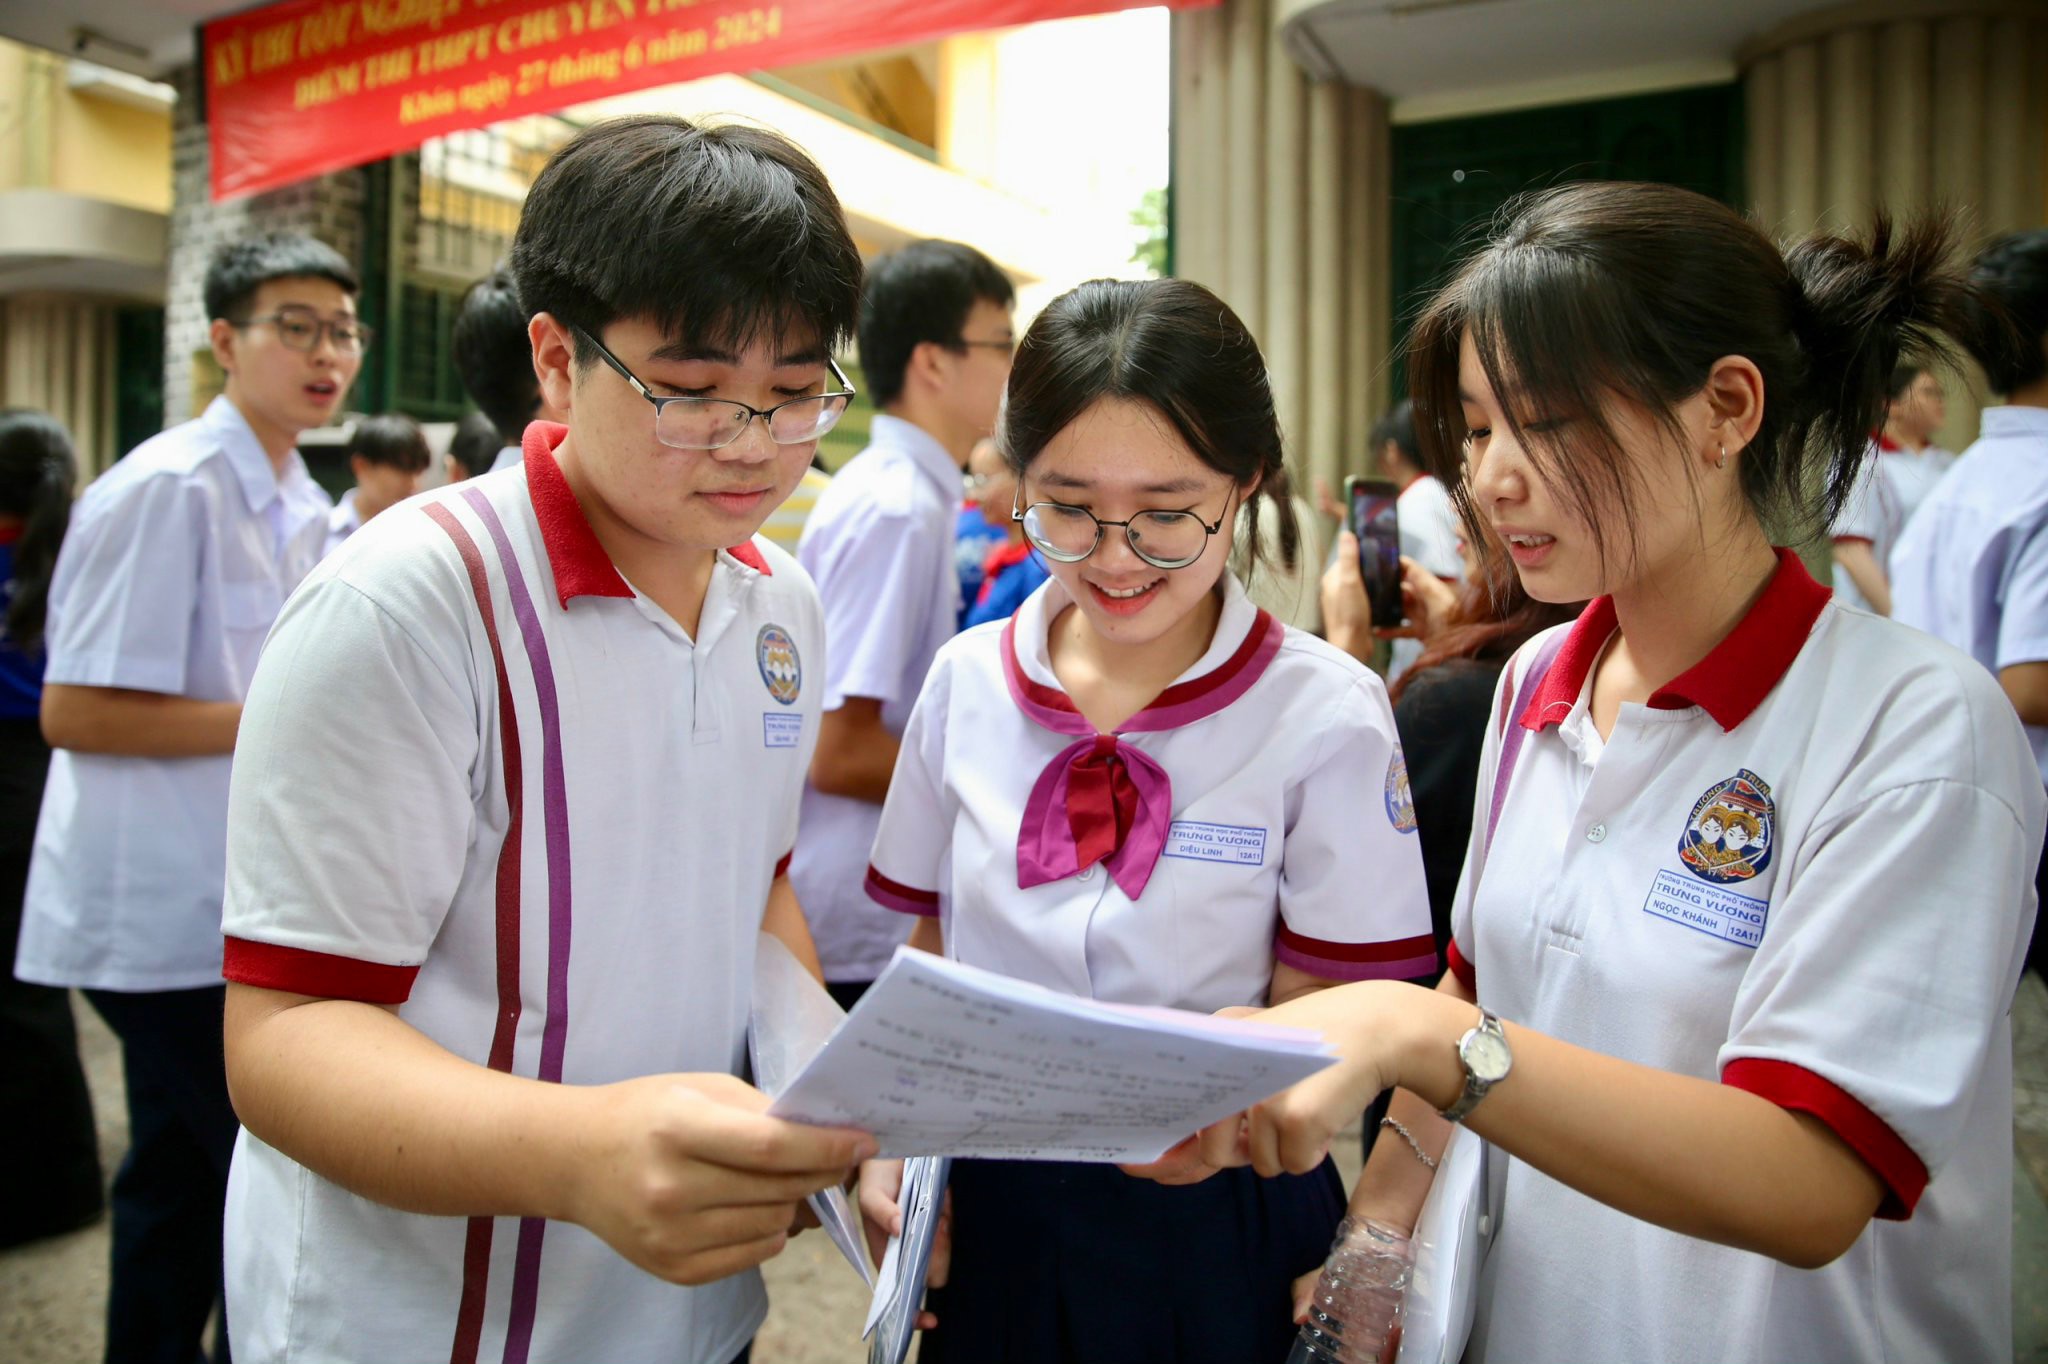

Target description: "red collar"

left=1522, top=547, right=1830, bottom=733
left=1875, top=431, right=1903, bottom=452
left=520, top=421, right=771, bottom=609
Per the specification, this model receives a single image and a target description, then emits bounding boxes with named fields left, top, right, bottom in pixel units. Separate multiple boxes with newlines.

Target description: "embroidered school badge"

left=1384, top=749, right=1418, bottom=834
left=756, top=625, right=801, bottom=705
left=1676, top=769, right=1774, bottom=884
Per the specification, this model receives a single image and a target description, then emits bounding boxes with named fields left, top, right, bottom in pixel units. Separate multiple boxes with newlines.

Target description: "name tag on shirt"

left=763, top=714, right=804, bottom=749
left=1163, top=821, right=1267, bottom=867
left=1642, top=869, right=1768, bottom=948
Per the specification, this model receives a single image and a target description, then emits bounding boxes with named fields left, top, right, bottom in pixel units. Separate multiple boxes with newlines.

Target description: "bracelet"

left=1379, top=1116, right=1439, bottom=1169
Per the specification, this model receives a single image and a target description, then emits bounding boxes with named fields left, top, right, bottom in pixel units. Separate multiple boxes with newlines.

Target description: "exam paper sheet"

left=768, top=947, right=1334, bottom=1162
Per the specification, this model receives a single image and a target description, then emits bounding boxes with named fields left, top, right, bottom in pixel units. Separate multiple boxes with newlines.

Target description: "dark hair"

left=453, top=268, right=539, bottom=446
left=857, top=239, right=1015, bottom=408
left=510, top=116, right=862, bottom=367
left=0, top=410, right=75, bottom=654
left=1387, top=545, right=1578, bottom=706
left=1887, top=361, right=1929, bottom=402
left=1000, top=278, right=1299, bottom=574
left=204, top=231, right=358, bottom=323
left=1963, top=230, right=2048, bottom=394
left=1370, top=399, right=1421, bottom=472
left=447, top=411, right=502, bottom=480
left=344, top=414, right=430, bottom=473
left=1410, top=184, right=1983, bottom=565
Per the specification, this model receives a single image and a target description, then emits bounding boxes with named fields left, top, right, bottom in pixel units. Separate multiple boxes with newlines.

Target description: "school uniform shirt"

left=1448, top=548, right=2042, bottom=1364
left=323, top=486, right=362, bottom=557
left=1829, top=437, right=1956, bottom=611
left=866, top=573, right=1435, bottom=1012
left=13, top=395, right=331, bottom=992
left=1390, top=474, right=1466, bottom=681
left=488, top=443, right=523, bottom=473
left=792, top=414, right=962, bottom=984
left=1893, top=406, right=2048, bottom=784
left=217, top=423, right=820, bottom=1364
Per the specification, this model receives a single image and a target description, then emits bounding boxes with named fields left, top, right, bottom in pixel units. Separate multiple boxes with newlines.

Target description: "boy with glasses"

left=793, top=238, right=1016, bottom=1008
left=14, top=229, right=358, bottom=1364
left=215, top=117, right=875, bottom=1363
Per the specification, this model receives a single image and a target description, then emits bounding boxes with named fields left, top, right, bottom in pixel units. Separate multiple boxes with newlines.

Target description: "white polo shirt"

left=792, top=413, right=962, bottom=983
left=1829, top=437, right=1955, bottom=611
left=1892, top=405, right=2048, bottom=783
left=14, top=395, right=331, bottom=992
left=324, top=487, right=361, bottom=557
left=489, top=443, right=523, bottom=473
left=1390, top=474, right=1465, bottom=680
left=219, top=423, right=821, bottom=1364
left=1448, top=549, right=2042, bottom=1364
left=866, top=573, right=1435, bottom=1011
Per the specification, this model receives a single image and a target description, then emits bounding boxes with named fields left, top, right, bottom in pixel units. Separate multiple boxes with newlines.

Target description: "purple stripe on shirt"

left=463, top=489, right=574, bottom=1364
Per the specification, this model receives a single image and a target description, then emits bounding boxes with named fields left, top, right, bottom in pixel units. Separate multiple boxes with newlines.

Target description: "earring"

left=1716, top=443, right=1728, bottom=471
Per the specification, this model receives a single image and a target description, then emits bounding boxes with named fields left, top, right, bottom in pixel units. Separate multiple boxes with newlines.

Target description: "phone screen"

left=1347, top=477, right=1404, bottom=629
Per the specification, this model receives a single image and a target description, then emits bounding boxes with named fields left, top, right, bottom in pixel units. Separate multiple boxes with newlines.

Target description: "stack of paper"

left=769, top=946, right=1335, bottom=1164
left=861, top=1155, right=949, bottom=1364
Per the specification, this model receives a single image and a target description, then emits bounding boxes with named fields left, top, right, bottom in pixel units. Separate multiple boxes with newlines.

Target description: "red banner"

left=204, top=0, right=1217, bottom=201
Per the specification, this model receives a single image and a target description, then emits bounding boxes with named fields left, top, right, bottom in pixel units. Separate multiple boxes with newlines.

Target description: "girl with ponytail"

left=1136, top=184, right=2042, bottom=1364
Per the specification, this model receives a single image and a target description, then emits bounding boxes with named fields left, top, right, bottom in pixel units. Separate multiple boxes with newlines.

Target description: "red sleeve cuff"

left=1722, top=1057, right=1928, bottom=1219
left=1274, top=927, right=1437, bottom=981
left=1830, top=535, right=1875, bottom=546
left=1445, top=937, right=1477, bottom=993
left=864, top=864, right=940, bottom=917
left=773, top=850, right=792, bottom=880
left=223, top=937, right=419, bottom=1005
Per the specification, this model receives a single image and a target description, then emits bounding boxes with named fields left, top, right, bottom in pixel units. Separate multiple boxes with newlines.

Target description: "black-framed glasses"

left=953, top=337, right=1015, bottom=356
left=1013, top=489, right=1236, bottom=570
left=577, top=328, right=856, bottom=450
left=236, top=306, right=372, bottom=355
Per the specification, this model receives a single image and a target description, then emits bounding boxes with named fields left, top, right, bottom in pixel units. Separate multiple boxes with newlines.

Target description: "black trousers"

left=0, top=715, right=102, bottom=1248
left=83, top=984, right=238, bottom=1364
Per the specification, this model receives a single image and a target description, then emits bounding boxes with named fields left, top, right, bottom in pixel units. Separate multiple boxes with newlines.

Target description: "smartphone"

left=1345, top=476, right=1404, bottom=629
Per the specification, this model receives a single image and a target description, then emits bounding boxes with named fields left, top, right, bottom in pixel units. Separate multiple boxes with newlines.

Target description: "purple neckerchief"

left=1002, top=606, right=1284, bottom=899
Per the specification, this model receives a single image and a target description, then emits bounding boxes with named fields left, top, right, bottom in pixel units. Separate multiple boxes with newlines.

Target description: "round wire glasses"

left=1013, top=496, right=1233, bottom=570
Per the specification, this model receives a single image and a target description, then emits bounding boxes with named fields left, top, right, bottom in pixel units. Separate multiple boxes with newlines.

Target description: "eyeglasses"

left=236, top=306, right=372, bottom=355
left=963, top=471, right=1004, bottom=495
left=1013, top=489, right=1236, bottom=570
left=577, top=328, right=856, bottom=450
left=953, top=337, right=1015, bottom=356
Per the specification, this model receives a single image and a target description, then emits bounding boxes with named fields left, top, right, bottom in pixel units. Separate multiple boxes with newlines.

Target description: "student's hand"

left=1372, top=558, right=1460, bottom=644
left=565, top=1072, right=875, bottom=1286
left=856, top=1158, right=949, bottom=1329
left=1314, top=475, right=1347, bottom=523
left=1293, top=1267, right=1320, bottom=1324
left=1320, top=532, right=1375, bottom=664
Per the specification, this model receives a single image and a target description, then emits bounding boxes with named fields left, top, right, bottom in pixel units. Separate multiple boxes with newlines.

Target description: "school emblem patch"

left=1384, top=750, right=1418, bottom=834
left=756, top=625, right=801, bottom=705
left=1677, top=769, right=1774, bottom=884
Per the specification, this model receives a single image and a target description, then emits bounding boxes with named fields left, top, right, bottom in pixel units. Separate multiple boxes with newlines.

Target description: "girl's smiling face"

left=1021, top=397, right=1249, bottom=652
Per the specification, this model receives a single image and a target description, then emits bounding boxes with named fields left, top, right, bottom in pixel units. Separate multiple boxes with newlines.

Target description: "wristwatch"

left=1439, top=1006, right=1512, bottom=1124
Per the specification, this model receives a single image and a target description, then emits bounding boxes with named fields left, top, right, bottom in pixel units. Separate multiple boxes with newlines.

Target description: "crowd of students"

left=0, top=110, right=2043, bottom=1364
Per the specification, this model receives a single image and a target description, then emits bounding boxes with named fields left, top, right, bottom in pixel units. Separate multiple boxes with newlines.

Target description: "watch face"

left=1466, top=1028, right=1512, bottom=1082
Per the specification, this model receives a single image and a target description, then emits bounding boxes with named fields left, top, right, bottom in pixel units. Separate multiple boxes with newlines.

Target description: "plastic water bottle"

left=1286, top=1216, right=1413, bottom=1363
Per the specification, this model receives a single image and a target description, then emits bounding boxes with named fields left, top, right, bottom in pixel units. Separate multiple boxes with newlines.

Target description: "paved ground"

left=8, top=979, right=2048, bottom=1362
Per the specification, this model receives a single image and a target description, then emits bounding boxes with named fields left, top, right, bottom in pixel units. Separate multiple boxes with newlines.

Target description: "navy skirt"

left=917, top=1156, right=1344, bottom=1364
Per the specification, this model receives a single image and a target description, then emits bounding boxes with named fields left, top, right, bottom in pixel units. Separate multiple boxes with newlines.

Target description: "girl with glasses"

left=856, top=277, right=1434, bottom=1364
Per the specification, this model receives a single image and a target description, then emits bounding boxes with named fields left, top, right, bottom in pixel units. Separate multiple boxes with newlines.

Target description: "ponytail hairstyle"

left=0, top=410, right=76, bottom=654
left=999, top=278, right=1300, bottom=577
left=1408, top=182, right=1985, bottom=567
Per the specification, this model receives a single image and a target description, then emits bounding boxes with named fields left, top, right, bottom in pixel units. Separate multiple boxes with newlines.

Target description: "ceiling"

left=1280, top=0, right=1825, bottom=99
left=0, top=0, right=221, bottom=77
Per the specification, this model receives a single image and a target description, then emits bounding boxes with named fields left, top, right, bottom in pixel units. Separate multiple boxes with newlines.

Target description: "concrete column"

left=1263, top=28, right=1308, bottom=453
left=1778, top=41, right=1824, bottom=234
left=1224, top=0, right=1266, bottom=334
left=1746, top=52, right=1785, bottom=233
left=1873, top=21, right=1931, bottom=215
left=1931, top=16, right=1989, bottom=221
left=1303, top=81, right=1346, bottom=477
left=1820, top=26, right=1875, bottom=231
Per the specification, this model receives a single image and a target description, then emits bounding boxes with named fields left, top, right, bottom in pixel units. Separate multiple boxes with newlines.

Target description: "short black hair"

left=204, top=231, right=358, bottom=323
left=858, top=239, right=1015, bottom=407
left=1369, top=399, right=1420, bottom=470
left=344, top=413, right=430, bottom=473
left=453, top=268, right=539, bottom=446
left=448, top=410, right=502, bottom=479
left=509, top=116, right=862, bottom=366
left=1965, top=230, right=2048, bottom=394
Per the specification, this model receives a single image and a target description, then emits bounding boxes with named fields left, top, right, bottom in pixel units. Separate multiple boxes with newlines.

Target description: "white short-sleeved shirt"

left=14, top=395, right=332, bottom=991
left=324, top=487, right=361, bottom=557
left=1829, top=439, right=1955, bottom=611
left=1447, top=548, right=2042, bottom=1364
left=219, top=423, right=821, bottom=1363
left=1893, top=406, right=2048, bottom=782
left=792, top=414, right=962, bottom=982
left=489, top=442, right=523, bottom=473
left=1390, top=474, right=1466, bottom=680
left=866, top=573, right=1435, bottom=1010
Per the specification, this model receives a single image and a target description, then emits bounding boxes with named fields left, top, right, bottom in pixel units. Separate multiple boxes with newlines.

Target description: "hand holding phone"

left=1345, top=477, right=1404, bottom=630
